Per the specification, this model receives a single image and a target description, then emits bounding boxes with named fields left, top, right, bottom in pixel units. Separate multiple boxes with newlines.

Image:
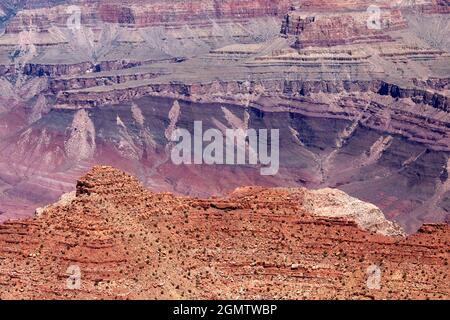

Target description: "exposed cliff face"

left=98, top=0, right=291, bottom=25
left=3, top=0, right=293, bottom=33
left=0, top=0, right=449, bottom=235
left=302, top=188, right=405, bottom=236
left=3, top=0, right=446, bottom=34
left=0, top=94, right=449, bottom=233
left=0, top=166, right=448, bottom=300
left=56, top=78, right=450, bottom=111
left=1, top=0, right=447, bottom=34
left=281, top=10, right=407, bottom=48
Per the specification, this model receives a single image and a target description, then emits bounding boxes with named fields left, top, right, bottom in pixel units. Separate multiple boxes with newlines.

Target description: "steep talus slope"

left=0, top=166, right=448, bottom=299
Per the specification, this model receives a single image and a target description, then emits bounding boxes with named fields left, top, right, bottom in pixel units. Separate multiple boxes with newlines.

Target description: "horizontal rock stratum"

left=0, top=0, right=449, bottom=231
left=0, top=166, right=448, bottom=299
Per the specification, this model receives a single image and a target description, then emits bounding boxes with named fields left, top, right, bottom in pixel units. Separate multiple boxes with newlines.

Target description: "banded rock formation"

left=281, top=10, right=407, bottom=48
left=2, top=0, right=293, bottom=34
left=0, top=166, right=448, bottom=299
left=0, top=0, right=449, bottom=235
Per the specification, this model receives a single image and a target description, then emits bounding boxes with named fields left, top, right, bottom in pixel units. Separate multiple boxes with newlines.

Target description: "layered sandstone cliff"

left=3, top=0, right=293, bottom=34
left=281, top=10, right=407, bottom=48
left=0, top=166, right=448, bottom=300
left=0, top=0, right=449, bottom=237
left=2, top=0, right=446, bottom=35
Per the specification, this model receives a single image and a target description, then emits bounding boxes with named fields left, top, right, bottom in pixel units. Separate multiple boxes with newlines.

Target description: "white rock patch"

left=302, top=188, right=405, bottom=236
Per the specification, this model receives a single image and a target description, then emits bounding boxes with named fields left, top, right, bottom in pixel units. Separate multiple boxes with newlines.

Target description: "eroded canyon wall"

left=0, top=0, right=449, bottom=234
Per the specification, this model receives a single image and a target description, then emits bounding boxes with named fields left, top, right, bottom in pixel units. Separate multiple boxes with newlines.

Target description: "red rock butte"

left=0, top=166, right=448, bottom=299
